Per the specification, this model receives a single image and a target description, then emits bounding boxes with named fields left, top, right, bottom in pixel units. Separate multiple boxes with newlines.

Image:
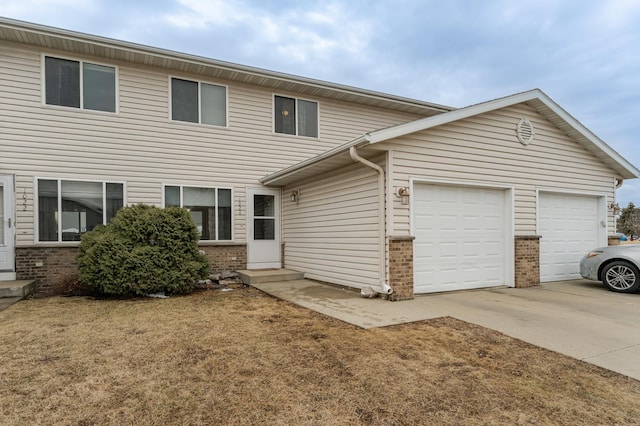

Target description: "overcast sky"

left=3, top=0, right=640, bottom=206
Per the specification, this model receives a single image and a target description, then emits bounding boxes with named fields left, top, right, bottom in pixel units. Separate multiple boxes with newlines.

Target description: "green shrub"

left=77, top=204, right=209, bottom=296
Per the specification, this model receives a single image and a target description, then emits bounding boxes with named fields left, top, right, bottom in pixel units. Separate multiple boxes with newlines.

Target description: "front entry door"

left=247, top=188, right=281, bottom=269
left=0, top=175, right=15, bottom=279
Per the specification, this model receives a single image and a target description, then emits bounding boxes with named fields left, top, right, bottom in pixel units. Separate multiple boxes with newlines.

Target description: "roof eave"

left=0, top=17, right=453, bottom=116
left=368, top=89, right=640, bottom=179
left=260, top=134, right=372, bottom=186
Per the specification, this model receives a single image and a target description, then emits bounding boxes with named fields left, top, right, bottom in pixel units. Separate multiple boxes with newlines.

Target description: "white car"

left=580, top=245, right=640, bottom=293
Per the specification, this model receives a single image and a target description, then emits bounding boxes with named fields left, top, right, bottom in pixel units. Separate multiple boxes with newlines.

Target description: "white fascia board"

left=533, top=92, right=640, bottom=179
left=368, top=90, right=543, bottom=143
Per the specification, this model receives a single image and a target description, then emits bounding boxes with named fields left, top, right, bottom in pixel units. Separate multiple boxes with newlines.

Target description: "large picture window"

left=164, top=185, right=232, bottom=241
left=274, top=95, right=318, bottom=137
left=37, top=179, right=124, bottom=242
left=44, top=56, right=116, bottom=112
left=171, top=78, right=227, bottom=126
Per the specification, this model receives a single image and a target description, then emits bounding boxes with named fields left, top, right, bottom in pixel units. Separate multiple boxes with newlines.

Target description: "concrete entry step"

left=237, top=269, right=304, bottom=285
left=0, top=280, right=36, bottom=299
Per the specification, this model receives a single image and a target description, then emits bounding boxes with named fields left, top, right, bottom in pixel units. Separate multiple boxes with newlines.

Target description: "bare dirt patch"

left=1, top=286, right=639, bottom=425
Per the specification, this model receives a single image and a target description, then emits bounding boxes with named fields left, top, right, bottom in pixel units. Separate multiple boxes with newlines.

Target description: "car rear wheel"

left=602, top=261, right=640, bottom=293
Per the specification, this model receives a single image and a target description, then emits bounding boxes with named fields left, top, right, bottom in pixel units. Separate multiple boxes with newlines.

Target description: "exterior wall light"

left=290, top=189, right=300, bottom=203
left=395, top=187, right=410, bottom=205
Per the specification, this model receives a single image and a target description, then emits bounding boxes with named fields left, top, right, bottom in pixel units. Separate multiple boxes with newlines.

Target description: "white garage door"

left=539, top=192, right=605, bottom=282
left=413, top=184, right=509, bottom=294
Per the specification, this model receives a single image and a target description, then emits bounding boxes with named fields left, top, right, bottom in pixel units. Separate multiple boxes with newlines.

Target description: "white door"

left=539, top=192, right=605, bottom=282
left=247, top=188, right=281, bottom=269
left=0, top=175, right=15, bottom=278
left=413, top=183, right=509, bottom=294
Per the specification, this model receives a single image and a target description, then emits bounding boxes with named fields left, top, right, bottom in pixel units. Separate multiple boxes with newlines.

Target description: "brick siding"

left=388, top=236, right=415, bottom=301
left=16, top=244, right=247, bottom=296
left=15, top=246, right=79, bottom=296
left=514, top=235, right=541, bottom=288
left=608, top=236, right=621, bottom=246
left=199, top=244, right=247, bottom=271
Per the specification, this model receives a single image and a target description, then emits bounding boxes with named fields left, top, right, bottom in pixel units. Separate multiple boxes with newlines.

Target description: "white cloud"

left=164, top=0, right=245, bottom=29
left=162, top=0, right=371, bottom=64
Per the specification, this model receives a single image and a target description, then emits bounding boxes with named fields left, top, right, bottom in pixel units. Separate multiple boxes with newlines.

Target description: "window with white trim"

left=274, top=95, right=318, bottom=137
left=37, top=179, right=124, bottom=242
left=171, top=78, right=227, bottom=126
left=164, top=185, right=232, bottom=241
left=44, top=56, right=116, bottom=112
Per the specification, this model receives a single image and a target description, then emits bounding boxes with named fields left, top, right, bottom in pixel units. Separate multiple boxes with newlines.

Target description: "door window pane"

left=83, top=62, right=116, bottom=112
left=201, top=83, right=226, bottom=126
left=38, top=180, right=59, bottom=242
left=298, top=99, right=318, bottom=137
left=254, top=218, right=275, bottom=240
left=254, top=195, right=274, bottom=217
left=45, top=57, right=80, bottom=108
left=61, top=181, right=103, bottom=241
left=171, top=78, right=198, bottom=123
left=274, top=96, right=296, bottom=135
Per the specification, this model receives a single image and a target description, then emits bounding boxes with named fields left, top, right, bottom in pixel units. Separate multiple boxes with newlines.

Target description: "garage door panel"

left=539, top=193, right=603, bottom=282
left=413, top=184, right=508, bottom=294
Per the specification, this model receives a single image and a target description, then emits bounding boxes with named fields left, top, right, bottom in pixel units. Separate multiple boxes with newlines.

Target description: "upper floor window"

left=171, top=78, right=227, bottom=126
left=44, top=56, right=116, bottom=113
left=164, top=185, right=232, bottom=241
left=37, top=179, right=124, bottom=242
left=274, top=95, right=318, bottom=138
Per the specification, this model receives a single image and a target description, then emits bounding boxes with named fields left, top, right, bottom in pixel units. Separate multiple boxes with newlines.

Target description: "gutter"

left=349, top=146, right=393, bottom=295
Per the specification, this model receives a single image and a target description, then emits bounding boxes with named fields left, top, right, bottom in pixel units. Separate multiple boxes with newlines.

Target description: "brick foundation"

left=16, top=244, right=247, bottom=297
left=198, top=244, right=247, bottom=271
left=608, top=236, right=621, bottom=246
left=388, top=236, right=415, bottom=301
left=514, top=235, right=541, bottom=288
left=16, top=246, right=80, bottom=296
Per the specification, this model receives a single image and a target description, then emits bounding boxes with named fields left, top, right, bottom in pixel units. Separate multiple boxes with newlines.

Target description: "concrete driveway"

left=252, top=279, right=640, bottom=380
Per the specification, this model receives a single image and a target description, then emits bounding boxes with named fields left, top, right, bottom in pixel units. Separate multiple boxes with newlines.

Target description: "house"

left=0, top=17, right=638, bottom=299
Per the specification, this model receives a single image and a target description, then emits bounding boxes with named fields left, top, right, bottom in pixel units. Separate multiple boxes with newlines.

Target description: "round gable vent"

left=516, top=118, right=535, bottom=145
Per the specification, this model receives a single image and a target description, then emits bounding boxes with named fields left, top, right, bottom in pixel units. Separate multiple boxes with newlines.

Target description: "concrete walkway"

left=252, top=279, right=640, bottom=381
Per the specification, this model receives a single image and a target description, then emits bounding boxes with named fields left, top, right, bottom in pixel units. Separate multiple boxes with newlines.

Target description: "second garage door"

left=539, top=192, right=605, bottom=282
left=413, top=183, right=511, bottom=294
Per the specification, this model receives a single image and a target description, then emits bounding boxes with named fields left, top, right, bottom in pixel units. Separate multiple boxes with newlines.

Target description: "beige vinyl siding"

left=283, top=161, right=382, bottom=290
left=383, top=103, right=617, bottom=236
left=0, top=41, right=421, bottom=245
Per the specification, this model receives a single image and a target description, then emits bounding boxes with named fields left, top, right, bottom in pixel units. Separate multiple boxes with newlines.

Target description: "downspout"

left=349, top=146, right=393, bottom=295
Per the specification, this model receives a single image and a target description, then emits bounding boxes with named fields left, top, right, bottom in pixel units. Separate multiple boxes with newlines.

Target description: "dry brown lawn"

left=1, top=285, right=640, bottom=425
